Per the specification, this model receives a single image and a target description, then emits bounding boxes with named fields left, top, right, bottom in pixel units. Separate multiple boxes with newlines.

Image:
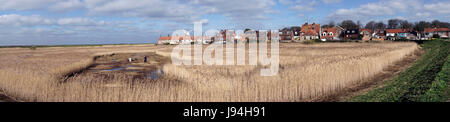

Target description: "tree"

left=388, top=19, right=402, bottom=29
left=413, top=21, right=432, bottom=32
left=290, top=26, right=301, bottom=31
left=322, top=21, right=336, bottom=28
left=375, top=21, right=386, bottom=30
left=339, top=20, right=359, bottom=29
left=365, top=21, right=377, bottom=31
left=400, top=20, right=412, bottom=29
left=431, top=20, right=450, bottom=28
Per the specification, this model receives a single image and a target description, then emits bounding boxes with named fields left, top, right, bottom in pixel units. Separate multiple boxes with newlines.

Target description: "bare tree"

left=375, top=21, right=386, bottom=30
left=400, top=20, right=412, bottom=29
left=339, top=20, right=359, bottom=29
left=388, top=19, right=401, bottom=29
left=365, top=21, right=377, bottom=31
left=413, top=21, right=432, bottom=32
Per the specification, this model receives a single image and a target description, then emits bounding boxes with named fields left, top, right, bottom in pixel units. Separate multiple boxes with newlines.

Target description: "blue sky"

left=0, top=0, right=449, bottom=45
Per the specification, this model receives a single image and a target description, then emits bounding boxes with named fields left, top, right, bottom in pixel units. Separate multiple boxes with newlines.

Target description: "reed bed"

left=0, top=42, right=418, bottom=102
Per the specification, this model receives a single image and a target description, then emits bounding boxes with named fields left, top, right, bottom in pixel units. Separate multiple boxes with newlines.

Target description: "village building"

left=320, top=26, right=343, bottom=41
left=372, top=29, right=386, bottom=41
left=359, top=29, right=373, bottom=41
left=157, top=36, right=171, bottom=45
left=343, top=29, right=359, bottom=40
left=407, top=31, right=419, bottom=40
left=424, top=28, right=450, bottom=39
left=299, top=22, right=321, bottom=42
left=386, top=29, right=410, bottom=40
left=279, top=28, right=293, bottom=42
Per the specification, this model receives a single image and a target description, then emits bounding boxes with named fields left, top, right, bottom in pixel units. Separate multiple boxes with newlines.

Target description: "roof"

left=386, top=29, right=410, bottom=33
left=322, top=27, right=338, bottom=33
left=359, top=29, right=373, bottom=34
left=300, top=22, right=320, bottom=36
left=158, top=36, right=172, bottom=40
left=159, top=36, right=215, bottom=41
left=303, top=30, right=319, bottom=36
left=424, top=28, right=450, bottom=33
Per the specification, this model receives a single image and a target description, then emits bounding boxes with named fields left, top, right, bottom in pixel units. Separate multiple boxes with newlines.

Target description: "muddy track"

left=314, top=49, right=425, bottom=102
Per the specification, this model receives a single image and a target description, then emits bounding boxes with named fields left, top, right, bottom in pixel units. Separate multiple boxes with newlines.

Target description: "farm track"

left=316, top=49, right=424, bottom=102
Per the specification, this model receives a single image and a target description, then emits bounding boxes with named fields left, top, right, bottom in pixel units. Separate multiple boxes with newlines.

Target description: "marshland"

left=0, top=42, right=421, bottom=102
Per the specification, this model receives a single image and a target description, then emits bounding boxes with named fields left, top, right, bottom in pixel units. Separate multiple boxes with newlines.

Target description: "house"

left=279, top=28, right=293, bottom=42
left=299, top=22, right=321, bottom=42
left=424, top=28, right=450, bottom=39
left=372, top=29, right=386, bottom=41
left=359, top=29, right=373, bottom=41
left=157, top=36, right=171, bottom=44
left=386, top=29, right=410, bottom=40
left=157, top=36, right=186, bottom=45
left=321, top=26, right=343, bottom=41
left=407, top=31, right=419, bottom=40
left=255, top=30, right=273, bottom=42
left=343, top=29, right=359, bottom=40
left=192, top=36, right=213, bottom=44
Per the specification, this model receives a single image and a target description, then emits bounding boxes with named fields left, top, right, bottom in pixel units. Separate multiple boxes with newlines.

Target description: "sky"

left=0, top=0, right=449, bottom=45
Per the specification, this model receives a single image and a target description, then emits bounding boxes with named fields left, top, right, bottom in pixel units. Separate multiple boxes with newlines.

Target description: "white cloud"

left=84, top=0, right=202, bottom=22
left=290, top=0, right=318, bottom=11
left=326, top=0, right=432, bottom=22
left=424, top=2, right=450, bottom=14
left=57, top=18, right=106, bottom=26
left=0, top=0, right=58, bottom=10
left=191, top=0, right=276, bottom=21
left=0, top=0, right=278, bottom=24
left=0, top=14, right=53, bottom=26
left=49, top=0, right=84, bottom=12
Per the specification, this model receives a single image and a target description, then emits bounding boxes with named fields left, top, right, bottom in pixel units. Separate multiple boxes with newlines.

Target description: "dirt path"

left=314, top=49, right=424, bottom=102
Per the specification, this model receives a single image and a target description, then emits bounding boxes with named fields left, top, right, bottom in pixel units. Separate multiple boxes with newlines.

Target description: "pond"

left=85, top=52, right=169, bottom=80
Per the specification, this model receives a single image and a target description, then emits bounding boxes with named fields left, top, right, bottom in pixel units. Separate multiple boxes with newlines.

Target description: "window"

left=352, top=30, right=355, bottom=33
left=329, top=32, right=333, bottom=36
left=323, top=32, right=327, bottom=36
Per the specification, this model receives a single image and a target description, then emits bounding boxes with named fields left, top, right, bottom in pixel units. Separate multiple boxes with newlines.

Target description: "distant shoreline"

left=0, top=43, right=157, bottom=48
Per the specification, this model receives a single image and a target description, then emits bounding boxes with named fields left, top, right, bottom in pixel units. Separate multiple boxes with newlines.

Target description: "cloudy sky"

left=0, top=0, right=449, bottom=45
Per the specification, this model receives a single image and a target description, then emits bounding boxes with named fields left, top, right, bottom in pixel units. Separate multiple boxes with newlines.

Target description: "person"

left=144, top=56, right=148, bottom=63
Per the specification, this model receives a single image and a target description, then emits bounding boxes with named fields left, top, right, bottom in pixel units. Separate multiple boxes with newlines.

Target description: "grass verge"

left=349, top=40, right=450, bottom=102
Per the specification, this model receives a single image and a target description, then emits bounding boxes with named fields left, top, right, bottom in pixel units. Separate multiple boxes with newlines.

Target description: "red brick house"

left=299, top=22, right=320, bottom=41
left=321, top=27, right=343, bottom=40
left=279, top=28, right=293, bottom=42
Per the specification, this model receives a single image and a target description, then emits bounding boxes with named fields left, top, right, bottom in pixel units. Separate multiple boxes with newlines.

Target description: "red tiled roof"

left=300, top=23, right=320, bottom=36
left=359, top=29, right=373, bottom=34
left=158, top=36, right=171, bottom=40
left=386, top=29, right=410, bottom=33
left=303, top=30, right=318, bottom=36
left=322, top=27, right=338, bottom=33
left=425, top=28, right=450, bottom=32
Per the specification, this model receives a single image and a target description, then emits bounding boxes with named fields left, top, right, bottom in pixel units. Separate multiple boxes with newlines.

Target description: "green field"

left=350, top=39, right=450, bottom=102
